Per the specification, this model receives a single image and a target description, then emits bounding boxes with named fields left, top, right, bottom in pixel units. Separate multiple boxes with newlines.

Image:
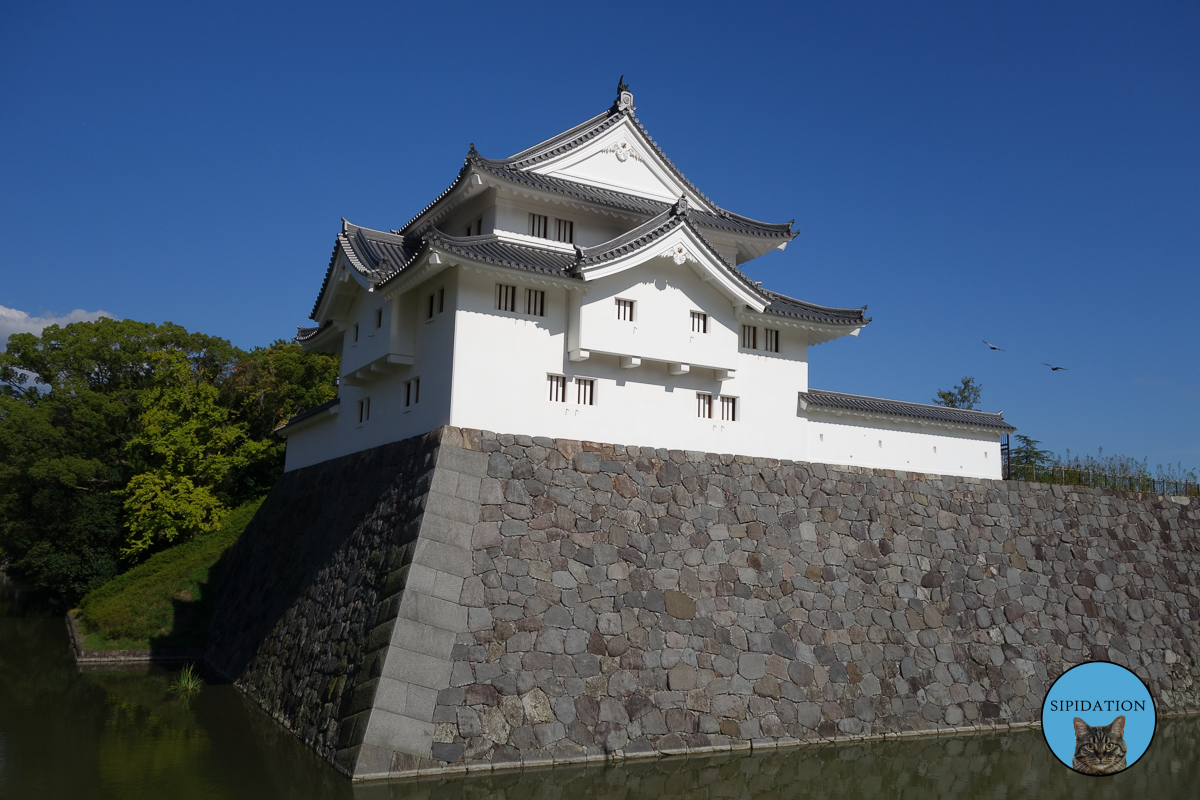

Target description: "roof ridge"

left=804, top=388, right=1009, bottom=419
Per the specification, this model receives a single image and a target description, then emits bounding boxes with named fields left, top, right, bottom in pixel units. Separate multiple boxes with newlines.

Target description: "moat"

left=2, top=575, right=1198, bottom=799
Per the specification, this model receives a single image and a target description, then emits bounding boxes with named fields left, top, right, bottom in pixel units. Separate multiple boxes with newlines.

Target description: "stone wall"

left=210, top=427, right=1200, bottom=781
left=207, top=428, right=447, bottom=774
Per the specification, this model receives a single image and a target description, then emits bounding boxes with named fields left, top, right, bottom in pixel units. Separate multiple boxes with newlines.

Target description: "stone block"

left=381, top=646, right=453, bottom=690
left=389, top=617, right=457, bottom=660
left=362, top=709, right=435, bottom=759
left=439, top=446, right=489, bottom=478
left=414, top=537, right=473, bottom=579
left=398, top=591, right=468, bottom=633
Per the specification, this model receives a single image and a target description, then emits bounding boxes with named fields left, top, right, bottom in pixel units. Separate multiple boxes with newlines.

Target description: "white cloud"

left=0, top=305, right=113, bottom=348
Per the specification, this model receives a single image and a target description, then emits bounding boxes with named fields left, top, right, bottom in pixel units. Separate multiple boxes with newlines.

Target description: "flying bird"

left=1043, top=363, right=1068, bottom=371
left=983, top=340, right=1004, bottom=351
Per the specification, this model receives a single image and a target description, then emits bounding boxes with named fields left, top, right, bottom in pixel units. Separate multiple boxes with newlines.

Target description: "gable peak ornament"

left=662, top=242, right=694, bottom=265
left=615, top=75, right=634, bottom=112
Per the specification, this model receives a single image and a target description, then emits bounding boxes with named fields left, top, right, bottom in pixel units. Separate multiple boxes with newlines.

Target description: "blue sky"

left=2, top=1, right=1197, bottom=469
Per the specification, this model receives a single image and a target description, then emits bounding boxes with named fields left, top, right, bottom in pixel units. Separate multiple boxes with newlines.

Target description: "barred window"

left=427, top=293, right=435, bottom=319
left=438, top=287, right=445, bottom=314
left=357, top=397, right=370, bottom=423
left=616, top=298, right=634, bottom=321
left=696, top=392, right=713, bottom=419
left=691, top=311, right=707, bottom=333
left=529, top=213, right=549, bottom=239
left=548, top=375, right=567, bottom=402
left=555, top=219, right=574, bottom=243
left=721, top=396, right=737, bottom=422
left=740, top=324, right=757, bottom=349
left=577, top=378, right=595, bottom=406
left=375, top=308, right=383, bottom=329
left=525, top=288, right=545, bottom=316
left=764, top=328, right=779, bottom=353
left=405, top=378, right=420, bottom=407
left=495, top=283, right=517, bottom=312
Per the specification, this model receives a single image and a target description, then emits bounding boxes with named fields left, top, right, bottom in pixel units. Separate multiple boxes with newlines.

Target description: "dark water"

left=3, top=574, right=1199, bottom=800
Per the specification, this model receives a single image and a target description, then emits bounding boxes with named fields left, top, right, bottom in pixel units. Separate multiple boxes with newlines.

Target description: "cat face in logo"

left=1072, top=715, right=1127, bottom=775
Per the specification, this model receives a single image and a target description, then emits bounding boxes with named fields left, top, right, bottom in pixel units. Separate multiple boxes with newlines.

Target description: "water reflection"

left=2, top=573, right=1198, bottom=800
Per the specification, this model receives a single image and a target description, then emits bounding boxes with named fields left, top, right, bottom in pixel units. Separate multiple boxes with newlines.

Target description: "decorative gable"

left=532, top=117, right=694, bottom=205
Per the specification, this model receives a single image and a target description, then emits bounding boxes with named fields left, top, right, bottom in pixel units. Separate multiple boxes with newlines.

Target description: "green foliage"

left=169, top=664, right=205, bottom=699
left=1009, top=435, right=1053, bottom=468
left=121, top=351, right=270, bottom=555
left=77, top=498, right=262, bottom=648
left=0, top=317, right=336, bottom=603
left=932, top=376, right=982, bottom=410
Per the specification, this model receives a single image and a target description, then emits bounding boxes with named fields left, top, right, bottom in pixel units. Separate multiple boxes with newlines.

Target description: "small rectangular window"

left=529, top=213, right=549, bottom=239
left=375, top=308, right=383, bottom=329
left=740, top=324, right=757, bottom=349
left=405, top=378, right=420, bottom=407
left=357, top=397, right=370, bottom=423
left=548, top=375, right=567, bottom=402
left=353, top=323, right=360, bottom=343
left=696, top=392, right=712, bottom=419
left=525, top=288, right=545, bottom=316
left=721, top=396, right=737, bottom=422
left=427, top=293, right=435, bottom=320
left=464, top=217, right=482, bottom=236
left=691, top=311, right=707, bottom=333
left=438, top=287, right=445, bottom=314
left=615, top=298, right=634, bottom=322
left=764, top=329, right=779, bottom=353
left=577, top=378, right=595, bottom=406
left=555, top=219, right=574, bottom=243
left=495, top=283, right=517, bottom=312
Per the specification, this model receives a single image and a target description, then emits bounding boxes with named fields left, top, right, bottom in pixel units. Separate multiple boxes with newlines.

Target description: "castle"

left=282, top=84, right=1013, bottom=477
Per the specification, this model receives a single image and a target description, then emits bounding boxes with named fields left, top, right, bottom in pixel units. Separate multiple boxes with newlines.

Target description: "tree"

left=1009, top=435, right=1053, bottom=468
left=933, top=376, right=982, bottom=410
left=0, top=318, right=337, bottom=602
left=0, top=318, right=242, bottom=600
left=121, top=350, right=272, bottom=555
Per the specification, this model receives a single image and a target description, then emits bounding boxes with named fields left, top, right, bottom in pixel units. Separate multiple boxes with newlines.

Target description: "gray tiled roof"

left=308, top=212, right=871, bottom=334
left=310, top=221, right=424, bottom=318
left=423, top=230, right=577, bottom=276
left=296, top=321, right=333, bottom=342
left=800, top=389, right=1015, bottom=431
left=277, top=396, right=341, bottom=431
left=761, top=290, right=870, bottom=327
left=396, top=107, right=796, bottom=241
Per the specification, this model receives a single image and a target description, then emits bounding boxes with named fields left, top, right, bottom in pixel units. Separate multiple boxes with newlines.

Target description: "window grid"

left=529, top=213, right=549, bottom=238
left=616, top=298, right=634, bottom=321
left=577, top=378, right=595, bottom=406
left=740, top=324, right=757, bottom=349
left=691, top=311, right=707, bottom=333
left=721, top=396, right=737, bottom=422
left=496, top=283, right=517, bottom=312
left=405, top=378, right=420, bottom=407
left=548, top=375, right=567, bottom=402
left=764, top=329, right=779, bottom=353
left=525, top=288, right=545, bottom=316
left=696, top=393, right=713, bottom=419
left=555, top=219, right=574, bottom=243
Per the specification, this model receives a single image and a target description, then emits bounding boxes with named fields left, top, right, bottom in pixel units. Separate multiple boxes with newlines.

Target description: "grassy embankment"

left=73, top=498, right=263, bottom=651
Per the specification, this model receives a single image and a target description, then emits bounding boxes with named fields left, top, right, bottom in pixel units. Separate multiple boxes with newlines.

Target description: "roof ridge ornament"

left=671, top=196, right=689, bottom=216
left=614, top=75, right=634, bottom=113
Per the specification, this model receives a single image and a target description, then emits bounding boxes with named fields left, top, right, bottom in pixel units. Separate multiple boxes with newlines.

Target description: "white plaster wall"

left=445, top=266, right=814, bottom=461
left=807, top=416, right=1002, bottom=479
left=283, top=269, right=460, bottom=471
left=577, top=257, right=740, bottom=370
left=491, top=196, right=627, bottom=248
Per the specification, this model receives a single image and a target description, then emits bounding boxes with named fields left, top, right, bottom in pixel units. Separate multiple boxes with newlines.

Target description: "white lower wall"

left=807, top=416, right=1002, bottom=479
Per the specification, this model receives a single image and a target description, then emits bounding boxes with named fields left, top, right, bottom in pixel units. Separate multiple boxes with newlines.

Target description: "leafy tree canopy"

left=933, top=376, right=982, bottom=410
left=0, top=319, right=337, bottom=602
